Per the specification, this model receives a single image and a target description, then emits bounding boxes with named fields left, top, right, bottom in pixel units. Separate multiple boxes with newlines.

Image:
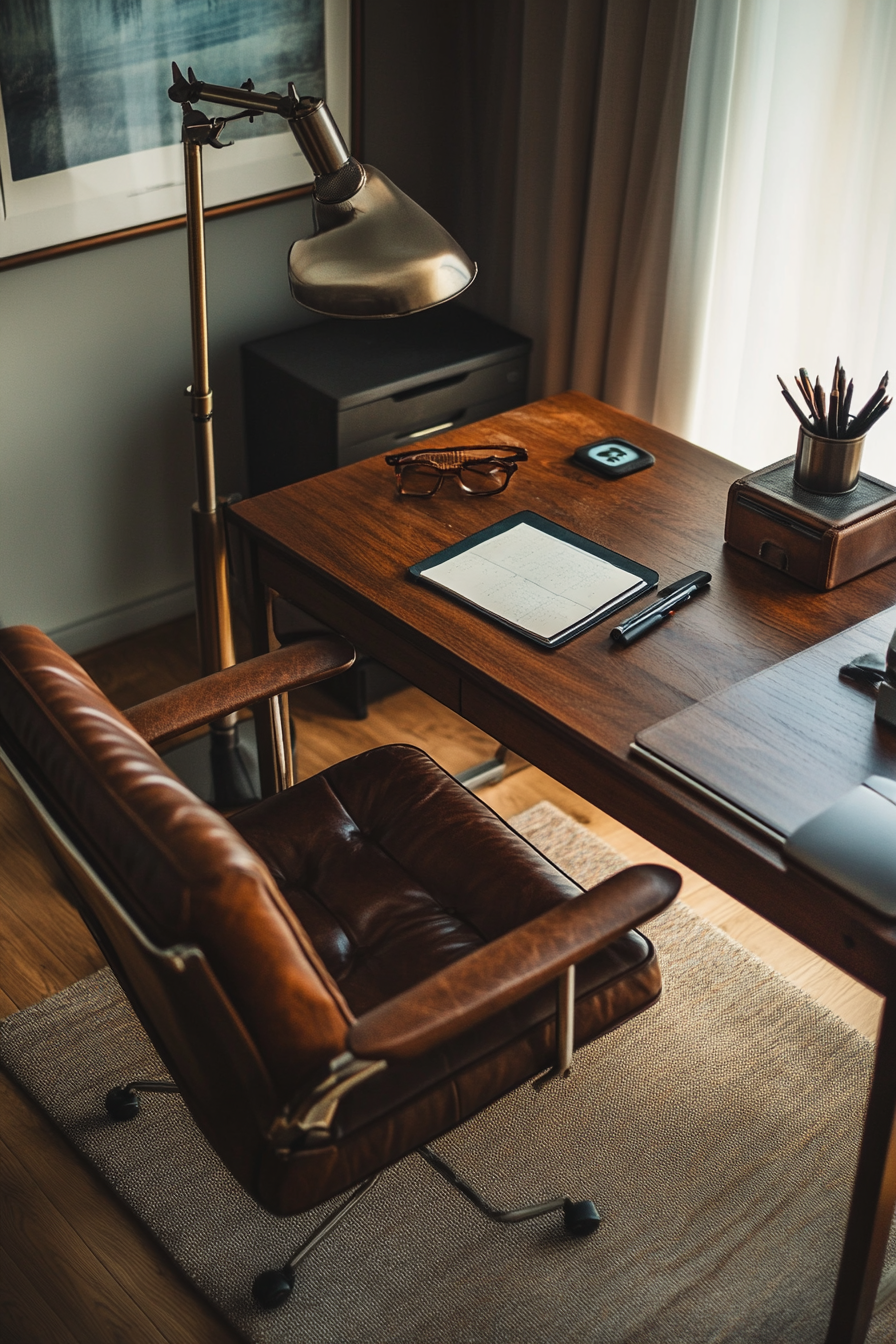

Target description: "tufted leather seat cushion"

left=232, top=744, right=585, bottom=1015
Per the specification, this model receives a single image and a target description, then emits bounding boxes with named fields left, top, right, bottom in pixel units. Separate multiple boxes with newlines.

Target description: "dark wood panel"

left=636, top=607, right=896, bottom=836
left=0, top=875, right=104, bottom=992
left=0, top=1135, right=171, bottom=1344
left=0, top=1244, right=82, bottom=1344
left=0, top=764, right=105, bottom=989
left=0, top=902, right=83, bottom=1011
left=1, top=1077, right=239, bottom=1344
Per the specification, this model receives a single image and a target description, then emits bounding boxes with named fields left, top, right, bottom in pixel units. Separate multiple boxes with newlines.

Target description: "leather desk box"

left=242, top=304, right=532, bottom=496
left=724, top=458, right=896, bottom=590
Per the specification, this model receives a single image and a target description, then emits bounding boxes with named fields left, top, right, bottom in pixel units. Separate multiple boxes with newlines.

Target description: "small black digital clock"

left=572, top=437, right=655, bottom=480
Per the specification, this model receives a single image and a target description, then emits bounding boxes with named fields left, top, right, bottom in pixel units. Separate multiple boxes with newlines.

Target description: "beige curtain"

left=509, top=0, right=697, bottom=415
left=363, top=0, right=697, bottom=417
left=653, top=0, right=896, bottom=477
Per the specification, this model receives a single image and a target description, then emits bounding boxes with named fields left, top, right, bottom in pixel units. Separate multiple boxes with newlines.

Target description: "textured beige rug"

left=2, top=802, right=894, bottom=1344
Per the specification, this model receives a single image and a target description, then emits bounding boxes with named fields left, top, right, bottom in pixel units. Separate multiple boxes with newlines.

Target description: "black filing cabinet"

left=242, top=303, right=531, bottom=496
left=240, top=303, right=531, bottom=717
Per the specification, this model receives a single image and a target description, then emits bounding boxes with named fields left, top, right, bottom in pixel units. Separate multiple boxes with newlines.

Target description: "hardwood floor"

left=0, top=616, right=882, bottom=1343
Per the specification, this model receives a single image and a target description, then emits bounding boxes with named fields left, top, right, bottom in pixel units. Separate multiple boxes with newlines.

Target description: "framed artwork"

left=0, top=0, right=355, bottom=269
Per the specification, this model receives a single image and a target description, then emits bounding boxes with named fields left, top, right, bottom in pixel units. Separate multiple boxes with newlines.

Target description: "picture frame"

left=0, top=0, right=358, bottom=271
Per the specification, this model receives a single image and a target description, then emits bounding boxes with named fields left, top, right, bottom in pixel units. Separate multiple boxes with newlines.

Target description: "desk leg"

left=239, top=537, right=293, bottom=797
left=825, top=994, right=896, bottom=1344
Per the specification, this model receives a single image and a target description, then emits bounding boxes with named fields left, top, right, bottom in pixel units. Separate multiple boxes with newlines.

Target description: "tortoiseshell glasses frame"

left=384, top=445, right=528, bottom=497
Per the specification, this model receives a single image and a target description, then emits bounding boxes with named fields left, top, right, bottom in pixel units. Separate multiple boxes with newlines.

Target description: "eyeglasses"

left=384, top=446, right=528, bottom=497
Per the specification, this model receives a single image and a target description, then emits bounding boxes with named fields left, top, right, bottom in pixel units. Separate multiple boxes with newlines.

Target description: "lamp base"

left=162, top=720, right=260, bottom=809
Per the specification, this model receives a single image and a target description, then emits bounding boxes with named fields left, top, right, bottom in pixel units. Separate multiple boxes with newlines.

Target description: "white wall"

left=0, top=196, right=318, bottom=651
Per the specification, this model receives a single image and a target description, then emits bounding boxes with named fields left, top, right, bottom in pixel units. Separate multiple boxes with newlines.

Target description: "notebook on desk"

left=409, top=511, right=657, bottom=647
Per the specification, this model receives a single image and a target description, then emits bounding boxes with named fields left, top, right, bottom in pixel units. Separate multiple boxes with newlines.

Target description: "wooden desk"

left=230, top=391, right=896, bottom=1344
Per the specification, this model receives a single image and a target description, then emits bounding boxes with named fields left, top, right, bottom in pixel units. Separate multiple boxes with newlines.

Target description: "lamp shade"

left=288, top=167, right=476, bottom=318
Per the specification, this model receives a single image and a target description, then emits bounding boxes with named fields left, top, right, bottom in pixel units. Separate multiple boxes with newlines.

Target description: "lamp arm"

left=168, top=63, right=353, bottom=179
left=169, top=63, right=296, bottom=118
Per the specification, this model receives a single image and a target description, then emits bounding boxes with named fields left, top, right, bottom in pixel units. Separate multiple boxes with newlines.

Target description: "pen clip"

left=657, top=571, right=711, bottom=599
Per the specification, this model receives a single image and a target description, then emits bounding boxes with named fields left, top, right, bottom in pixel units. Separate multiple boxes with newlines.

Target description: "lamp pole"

left=183, top=136, right=233, bottom=678
left=179, top=107, right=258, bottom=809
left=168, top=64, right=475, bottom=806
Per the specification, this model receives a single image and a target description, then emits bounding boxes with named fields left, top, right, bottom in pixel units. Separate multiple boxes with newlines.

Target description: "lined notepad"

left=414, top=515, right=652, bottom=646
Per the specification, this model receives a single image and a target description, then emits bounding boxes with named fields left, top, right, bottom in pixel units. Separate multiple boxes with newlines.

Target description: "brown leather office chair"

left=0, top=625, right=680, bottom=1307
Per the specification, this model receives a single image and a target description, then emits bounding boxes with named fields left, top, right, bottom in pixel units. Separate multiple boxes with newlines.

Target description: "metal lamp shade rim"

left=288, top=166, right=476, bottom=318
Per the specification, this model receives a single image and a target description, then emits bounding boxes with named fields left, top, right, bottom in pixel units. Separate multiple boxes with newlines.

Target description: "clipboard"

left=408, top=511, right=657, bottom=647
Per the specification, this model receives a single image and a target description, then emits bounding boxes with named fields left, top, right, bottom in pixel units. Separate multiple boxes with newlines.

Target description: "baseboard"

left=46, top=583, right=195, bottom=655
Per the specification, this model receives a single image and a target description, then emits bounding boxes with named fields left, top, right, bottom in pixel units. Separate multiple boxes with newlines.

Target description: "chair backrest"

left=0, top=626, right=351, bottom=1179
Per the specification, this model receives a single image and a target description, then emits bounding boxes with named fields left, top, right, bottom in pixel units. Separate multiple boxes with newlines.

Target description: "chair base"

left=253, top=1172, right=383, bottom=1308
left=104, top=1079, right=180, bottom=1120
left=255, top=1150, right=599, bottom=1311
left=104, top=1076, right=600, bottom=1311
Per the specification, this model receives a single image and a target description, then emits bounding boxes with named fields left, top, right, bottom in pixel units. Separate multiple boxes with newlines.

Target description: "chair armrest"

left=348, top=864, right=679, bottom=1062
left=124, top=636, right=355, bottom=745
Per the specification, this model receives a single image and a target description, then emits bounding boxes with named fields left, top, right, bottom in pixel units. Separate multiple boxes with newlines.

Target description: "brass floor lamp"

left=166, top=65, right=475, bottom=807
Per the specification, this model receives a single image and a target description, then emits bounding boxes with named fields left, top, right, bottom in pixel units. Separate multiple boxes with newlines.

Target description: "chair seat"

left=233, top=745, right=661, bottom=1213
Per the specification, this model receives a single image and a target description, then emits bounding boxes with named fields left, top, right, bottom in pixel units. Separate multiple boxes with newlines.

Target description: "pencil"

left=837, top=365, right=847, bottom=434
left=842, top=377, right=853, bottom=435
left=852, top=389, right=888, bottom=434
left=797, top=368, right=818, bottom=419
left=815, top=377, right=827, bottom=427
left=852, top=373, right=890, bottom=424
left=826, top=359, right=840, bottom=437
left=854, top=396, right=892, bottom=436
left=777, top=365, right=890, bottom=440
left=828, top=385, right=839, bottom=438
left=777, top=376, right=815, bottom=432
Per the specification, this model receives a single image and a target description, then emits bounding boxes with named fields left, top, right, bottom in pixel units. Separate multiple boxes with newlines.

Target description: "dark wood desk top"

left=231, top=392, right=896, bottom=990
left=233, top=391, right=894, bottom=748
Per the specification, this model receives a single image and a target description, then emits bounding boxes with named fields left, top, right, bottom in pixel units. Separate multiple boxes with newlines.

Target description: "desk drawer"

left=336, top=357, right=528, bottom=453
left=338, top=390, right=526, bottom=467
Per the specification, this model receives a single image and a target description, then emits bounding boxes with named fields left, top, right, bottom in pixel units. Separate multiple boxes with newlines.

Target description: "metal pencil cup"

left=794, top=428, right=865, bottom=495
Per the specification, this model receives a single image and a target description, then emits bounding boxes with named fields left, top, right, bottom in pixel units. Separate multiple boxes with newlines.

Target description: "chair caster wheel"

left=105, top=1087, right=140, bottom=1120
left=252, top=1268, right=294, bottom=1310
left=563, top=1198, right=601, bottom=1237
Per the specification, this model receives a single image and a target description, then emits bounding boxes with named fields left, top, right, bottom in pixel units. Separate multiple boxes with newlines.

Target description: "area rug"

left=1, top=802, right=894, bottom=1344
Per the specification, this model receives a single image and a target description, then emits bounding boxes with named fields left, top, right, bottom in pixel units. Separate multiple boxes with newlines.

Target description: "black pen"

left=610, top=571, right=712, bottom=646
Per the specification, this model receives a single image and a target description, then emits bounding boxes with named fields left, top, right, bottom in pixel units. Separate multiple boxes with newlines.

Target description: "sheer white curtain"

left=653, top=0, right=896, bottom=480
